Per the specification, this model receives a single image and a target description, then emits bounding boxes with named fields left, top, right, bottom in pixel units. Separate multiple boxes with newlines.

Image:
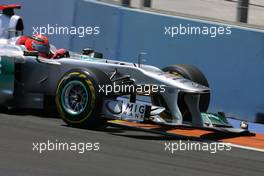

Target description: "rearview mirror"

left=23, top=51, right=38, bottom=57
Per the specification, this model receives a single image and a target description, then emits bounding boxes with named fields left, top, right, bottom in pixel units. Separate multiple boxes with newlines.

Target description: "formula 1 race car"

left=0, top=5, right=248, bottom=133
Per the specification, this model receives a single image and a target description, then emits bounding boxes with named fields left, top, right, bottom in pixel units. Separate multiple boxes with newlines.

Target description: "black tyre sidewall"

left=56, top=69, right=109, bottom=128
left=162, top=64, right=210, bottom=112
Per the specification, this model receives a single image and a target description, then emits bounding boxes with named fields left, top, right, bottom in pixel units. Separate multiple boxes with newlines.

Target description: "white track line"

left=228, top=143, right=264, bottom=153
left=110, top=121, right=264, bottom=153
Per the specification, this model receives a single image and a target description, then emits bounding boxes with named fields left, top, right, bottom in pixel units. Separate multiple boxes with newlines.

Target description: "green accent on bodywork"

left=80, top=55, right=96, bottom=61
left=0, top=56, right=15, bottom=93
left=201, top=112, right=230, bottom=126
left=80, top=55, right=105, bottom=62
left=0, top=56, right=15, bottom=74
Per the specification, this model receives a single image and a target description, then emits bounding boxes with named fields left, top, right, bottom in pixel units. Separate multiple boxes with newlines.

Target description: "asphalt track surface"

left=0, top=111, right=264, bottom=176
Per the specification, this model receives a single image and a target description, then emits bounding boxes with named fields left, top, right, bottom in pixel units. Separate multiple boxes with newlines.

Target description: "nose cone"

left=170, top=78, right=210, bottom=93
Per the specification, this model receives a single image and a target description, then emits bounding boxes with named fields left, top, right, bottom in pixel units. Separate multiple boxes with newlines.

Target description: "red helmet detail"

left=24, top=34, right=50, bottom=58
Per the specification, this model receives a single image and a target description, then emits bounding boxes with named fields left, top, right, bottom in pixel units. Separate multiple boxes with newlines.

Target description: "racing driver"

left=16, top=34, right=69, bottom=59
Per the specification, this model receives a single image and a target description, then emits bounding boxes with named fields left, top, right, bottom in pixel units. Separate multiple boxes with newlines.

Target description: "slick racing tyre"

left=55, top=68, right=111, bottom=129
left=162, top=64, right=210, bottom=112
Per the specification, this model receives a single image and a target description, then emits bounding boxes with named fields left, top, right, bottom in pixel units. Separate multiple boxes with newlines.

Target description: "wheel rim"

left=61, top=80, right=89, bottom=115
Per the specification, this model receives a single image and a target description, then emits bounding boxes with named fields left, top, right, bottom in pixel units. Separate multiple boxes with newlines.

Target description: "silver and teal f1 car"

left=0, top=38, right=248, bottom=133
left=0, top=5, right=248, bottom=133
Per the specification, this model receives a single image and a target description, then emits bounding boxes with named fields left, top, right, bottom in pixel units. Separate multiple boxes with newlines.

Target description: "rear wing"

left=0, top=4, right=23, bottom=38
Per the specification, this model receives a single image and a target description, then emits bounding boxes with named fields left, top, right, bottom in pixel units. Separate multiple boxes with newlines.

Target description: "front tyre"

left=162, top=64, right=210, bottom=112
left=56, top=69, right=109, bottom=129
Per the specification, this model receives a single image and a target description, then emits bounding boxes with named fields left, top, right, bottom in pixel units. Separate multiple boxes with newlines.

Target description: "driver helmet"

left=25, top=34, right=50, bottom=58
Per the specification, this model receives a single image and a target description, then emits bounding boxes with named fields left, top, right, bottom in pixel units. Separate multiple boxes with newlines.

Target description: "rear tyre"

left=55, top=69, right=110, bottom=129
